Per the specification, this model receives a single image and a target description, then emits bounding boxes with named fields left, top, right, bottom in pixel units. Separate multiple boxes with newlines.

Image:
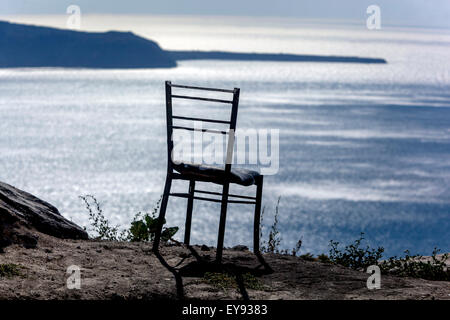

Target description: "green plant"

left=203, top=272, right=237, bottom=291
left=291, top=239, right=303, bottom=256
left=241, top=273, right=265, bottom=290
left=299, top=252, right=316, bottom=261
left=328, top=233, right=384, bottom=271
left=203, top=272, right=264, bottom=291
left=260, top=196, right=303, bottom=256
left=129, top=197, right=178, bottom=242
left=328, top=234, right=449, bottom=281
left=0, top=263, right=22, bottom=278
left=317, top=254, right=331, bottom=263
left=79, top=195, right=127, bottom=241
left=264, top=196, right=282, bottom=253
left=379, top=248, right=449, bottom=281
left=80, top=195, right=178, bottom=243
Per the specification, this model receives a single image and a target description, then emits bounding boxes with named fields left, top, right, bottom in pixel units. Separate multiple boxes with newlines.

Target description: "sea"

left=0, top=15, right=449, bottom=257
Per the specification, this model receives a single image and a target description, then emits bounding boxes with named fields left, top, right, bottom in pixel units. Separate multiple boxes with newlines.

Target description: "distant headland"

left=169, top=50, right=387, bottom=64
left=0, top=20, right=176, bottom=68
left=0, top=20, right=387, bottom=68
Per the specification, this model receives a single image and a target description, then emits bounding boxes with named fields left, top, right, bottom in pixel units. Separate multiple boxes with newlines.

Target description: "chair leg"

left=216, top=182, right=230, bottom=263
left=184, top=180, right=195, bottom=245
left=253, top=176, right=264, bottom=254
left=152, top=175, right=172, bottom=252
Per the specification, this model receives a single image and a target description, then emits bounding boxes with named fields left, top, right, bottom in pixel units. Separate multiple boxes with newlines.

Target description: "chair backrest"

left=165, top=80, right=240, bottom=175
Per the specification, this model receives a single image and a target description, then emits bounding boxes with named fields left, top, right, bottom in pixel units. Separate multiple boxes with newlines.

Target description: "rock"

left=17, top=233, right=38, bottom=249
left=200, top=244, right=210, bottom=251
left=0, top=181, right=88, bottom=249
left=232, top=245, right=249, bottom=251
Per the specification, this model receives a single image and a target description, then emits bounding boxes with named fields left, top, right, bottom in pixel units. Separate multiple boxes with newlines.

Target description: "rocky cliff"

left=0, top=181, right=88, bottom=251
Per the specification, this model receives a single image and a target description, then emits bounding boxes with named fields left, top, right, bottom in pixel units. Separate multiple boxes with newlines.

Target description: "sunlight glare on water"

left=0, top=16, right=449, bottom=256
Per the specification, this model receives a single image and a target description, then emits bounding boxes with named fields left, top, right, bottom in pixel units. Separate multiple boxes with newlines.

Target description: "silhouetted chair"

left=153, top=81, right=264, bottom=263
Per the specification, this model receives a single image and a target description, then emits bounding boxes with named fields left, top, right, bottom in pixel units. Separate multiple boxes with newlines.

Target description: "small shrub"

left=328, top=233, right=384, bottom=271
left=299, top=253, right=316, bottom=261
left=129, top=204, right=178, bottom=242
left=80, top=195, right=178, bottom=243
left=260, top=197, right=303, bottom=256
left=291, top=239, right=303, bottom=257
left=317, top=254, right=331, bottom=263
left=0, top=263, right=22, bottom=278
left=328, top=234, right=449, bottom=281
left=264, top=197, right=282, bottom=253
left=380, top=248, right=449, bottom=281
left=79, top=195, right=126, bottom=241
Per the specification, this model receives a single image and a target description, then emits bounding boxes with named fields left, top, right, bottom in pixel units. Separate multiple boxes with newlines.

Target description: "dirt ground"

left=0, top=233, right=449, bottom=300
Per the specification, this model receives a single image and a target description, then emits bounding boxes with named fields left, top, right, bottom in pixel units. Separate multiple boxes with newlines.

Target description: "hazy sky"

left=1, top=0, right=450, bottom=28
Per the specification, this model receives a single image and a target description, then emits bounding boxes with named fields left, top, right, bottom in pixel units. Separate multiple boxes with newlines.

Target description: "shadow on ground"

left=154, top=246, right=273, bottom=300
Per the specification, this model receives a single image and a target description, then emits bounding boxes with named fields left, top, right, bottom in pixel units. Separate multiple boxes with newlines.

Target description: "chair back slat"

left=172, top=94, right=233, bottom=104
left=170, top=83, right=235, bottom=93
left=172, top=126, right=228, bottom=135
left=165, top=80, right=239, bottom=174
left=172, top=115, right=231, bottom=124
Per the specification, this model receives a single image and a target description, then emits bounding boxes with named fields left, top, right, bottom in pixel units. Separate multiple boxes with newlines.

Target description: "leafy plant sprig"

left=79, top=195, right=178, bottom=243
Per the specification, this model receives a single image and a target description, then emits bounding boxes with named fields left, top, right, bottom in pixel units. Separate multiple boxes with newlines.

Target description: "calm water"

left=0, top=16, right=449, bottom=256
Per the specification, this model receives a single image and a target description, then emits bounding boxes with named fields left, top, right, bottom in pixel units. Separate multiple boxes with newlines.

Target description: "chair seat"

left=173, top=162, right=261, bottom=186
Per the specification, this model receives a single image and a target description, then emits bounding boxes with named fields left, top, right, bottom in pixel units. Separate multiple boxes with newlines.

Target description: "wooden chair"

left=152, top=81, right=264, bottom=263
